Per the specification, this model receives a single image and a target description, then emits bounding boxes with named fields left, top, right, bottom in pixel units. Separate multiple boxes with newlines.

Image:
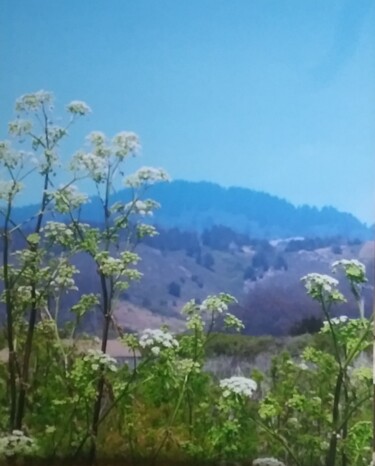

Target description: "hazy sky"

left=1, top=0, right=374, bottom=224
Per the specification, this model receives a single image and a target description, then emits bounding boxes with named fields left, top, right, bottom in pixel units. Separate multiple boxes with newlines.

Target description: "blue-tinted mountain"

left=115, top=180, right=371, bottom=239
left=12, top=180, right=372, bottom=240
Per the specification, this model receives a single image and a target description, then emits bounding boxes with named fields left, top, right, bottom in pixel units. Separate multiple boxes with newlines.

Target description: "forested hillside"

left=12, top=180, right=373, bottom=240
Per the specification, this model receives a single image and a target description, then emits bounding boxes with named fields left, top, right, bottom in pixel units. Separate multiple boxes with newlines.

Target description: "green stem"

left=250, top=414, right=302, bottom=466
left=152, top=372, right=191, bottom=465
left=325, top=369, right=343, bottom=466
left=2, top=191, right=17, bottom=430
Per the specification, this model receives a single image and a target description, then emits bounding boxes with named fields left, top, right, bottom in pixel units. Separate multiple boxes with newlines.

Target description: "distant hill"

left=113, top=180, right=371, bottom=239
left=12, top=180, right=372, bottom=240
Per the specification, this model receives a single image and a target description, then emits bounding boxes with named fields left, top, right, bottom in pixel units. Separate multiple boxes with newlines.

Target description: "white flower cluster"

left=8, top=119, right=33, bottom=138
left=88, top=131, right=106, bottom=146
left=332, top=259, right=367, bottom=283
left=48, top=125, right=66, bottom=144
left=0, top=430, right=37, bottom=458
left=70, top=151, right=107, bottom=182
left=127, top=199, right=160, bottom=216
left=139, top=328, right=179, bottom=354
left=12, top=285, right=32, bottom=303
left=220, top=376, right=257, bottom=398
left=0, top=180, right=22, bottom=201
left=43, top=221, right=74, bottom=244
left=200, top=293, right=236, bottom=314
left=321, top=316, right=350, bottom=333
left=332, top=259, right=365, bottom=272
left=253, top=458, right=285, bottom=466
left=301, top=273, right=345, bottom=302
left=66, top=100, right=91, bottom=116
left=136, top=223, right=158, bottom=239
left=328, top=315, right=349, bottom=325
left=15, top=90, right=53, bottom=112
left=301, top=273, right=339, bottom=294
left=224, top=313, right=244, bottom=331
left=125, top=167, right=170, bottom=188
left=0, top=140, right=20, bottom=169
left=83, top=349, right=117, bottom=372
left=52, top=185, right=88, bottom=213
left=297, top=361, right=309, bottom=371
left=112, top=131, right=140, bottom=158
left=134, top=200, right=151, bottom=215
left=175, top=358, right=201, bottom=375
left=49, top=259, right=78, bottom=292
left=95, top=251, right=140, bottom=277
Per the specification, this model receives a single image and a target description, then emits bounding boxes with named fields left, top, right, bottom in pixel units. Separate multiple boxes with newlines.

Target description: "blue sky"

left=1, top=0, right=374, bottom=224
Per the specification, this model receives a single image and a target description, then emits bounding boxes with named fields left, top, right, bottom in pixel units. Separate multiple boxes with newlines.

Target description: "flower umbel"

left=301, top=273, right=345, bottom=303
left=139, top=328, right=179, bottom=352
left=66, top=100, right=91, bottom=116
left=83, top=349, right=118, bottom=372
left=0, top=431, right=37, bottom=458
left=252, top=459, right=286, bottom=466
left=220, top=376, right=257, bottom=398
left=324, top=315, right=349, bottom=326
left=332, top=259, right=367, bottom=284
left=125, top=167, right=170, bottom=188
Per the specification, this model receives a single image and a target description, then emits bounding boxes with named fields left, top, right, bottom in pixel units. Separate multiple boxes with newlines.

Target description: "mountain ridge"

left=11, top=180, right=373, bottom=240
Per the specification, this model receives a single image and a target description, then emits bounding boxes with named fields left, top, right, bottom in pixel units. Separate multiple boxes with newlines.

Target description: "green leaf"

left=27, top=233, right=40, bottom=245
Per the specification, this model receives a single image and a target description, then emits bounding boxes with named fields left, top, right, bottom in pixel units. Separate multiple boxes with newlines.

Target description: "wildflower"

left=49, top=257, right=78, bottom=292
left=88, top=131, right=106, bottom=146
left=220, top=376, right=257, bottom=398
left=112, top=131, right=140, bottom=158
left=175, top=358, right=201, bottom=375
left=94, top=251, right=140, bottom=278
left=224, top=312, right=244, bottom=331
left=327, top=315, right=349, bottom=325
left=301, top=273, right=345, bottom=303
left=126, top=199, right=160, bottom=216
left=200, top=293, right=237, bottom=314
left=0, top=181, right=22, bottom=201
left=52, top=185, right=88, bottom=213
left=0, top=430, right=37, bottom=457
left=8, top=119, right=33, bottom=138
left=332, top=259, right=367, bottom=284
left=70, top=150, right=107, bottom=182
left=139, top=328, right=179, bottom=351
left=125, top=167, right=170, bottom=188
left=151, top=346, right=160, bottom=356
left=332, top=259, right=367, bottom=317
left=0, top=140, right=20, bottom=169
left=43, top=221, right=75, bottom=247
left=298, top=362, right=309, bottom=371
left=83, top=349, right=118, bottom=372
left=136, top=223, right=158, bottom=238
left=253, top=459, right=285, bottom=466
left=66, top=100, right=91, bottom=115
left=15, top=90, right=53, bottom=112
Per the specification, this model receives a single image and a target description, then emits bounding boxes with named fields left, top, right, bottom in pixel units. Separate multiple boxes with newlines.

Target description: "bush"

left=202, top=252, right=215, bottom=270
left=168, top=281, right=181, bottom=297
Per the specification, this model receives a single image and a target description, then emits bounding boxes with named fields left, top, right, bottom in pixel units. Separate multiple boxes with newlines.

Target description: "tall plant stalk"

left=15, top=147, right=50, bottom=429
left=88, top=176, right=113, bottom=462
left=2, top=192, right=17, bottom=430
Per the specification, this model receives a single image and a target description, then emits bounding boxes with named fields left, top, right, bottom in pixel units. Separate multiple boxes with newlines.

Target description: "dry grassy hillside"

left=110, top=240, right=374, bottom=335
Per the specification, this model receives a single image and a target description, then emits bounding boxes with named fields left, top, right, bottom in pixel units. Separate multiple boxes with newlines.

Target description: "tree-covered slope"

left=12, top=180, right=371, bottom=239
left=118, top=180, right=372, bottom=239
